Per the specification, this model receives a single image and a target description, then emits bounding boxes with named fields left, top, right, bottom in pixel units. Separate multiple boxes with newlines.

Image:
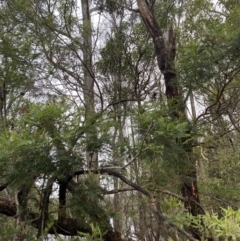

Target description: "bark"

left=81, top=0, right=98, bottom=169
left=13, top=185, right=31, bottom=241
left=37, top=178, right=54, bottom=238
left=112, top=103, right=125, bottom=233
left=0, top=196, right=122, bottom=241
left=58, top=180, right=67, bottom=222
left=136, top=1, right=207, bottom=239
left=113, top=164, right=122, bottom=232
left=0, top=82, right=6, bottom=123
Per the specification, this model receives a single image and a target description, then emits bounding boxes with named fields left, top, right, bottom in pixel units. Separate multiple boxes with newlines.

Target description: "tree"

left=0, top=1, right=240, bottom=241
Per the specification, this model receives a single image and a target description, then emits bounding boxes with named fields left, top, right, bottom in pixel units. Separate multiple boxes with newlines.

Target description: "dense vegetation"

left=0, top=0, right=240, bottom=240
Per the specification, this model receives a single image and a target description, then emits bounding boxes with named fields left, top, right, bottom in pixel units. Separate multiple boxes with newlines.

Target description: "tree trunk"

left=136, top=1, right=207, bottom=239
left=81, top=0, right=98, bottom=169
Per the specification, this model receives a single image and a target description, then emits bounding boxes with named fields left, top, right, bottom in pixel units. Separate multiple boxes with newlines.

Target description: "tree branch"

left=74, top=168, right=198, bottom=241
left=0, top=178, right=14, bottom=191
left=122, top=119, right=153, bottom=169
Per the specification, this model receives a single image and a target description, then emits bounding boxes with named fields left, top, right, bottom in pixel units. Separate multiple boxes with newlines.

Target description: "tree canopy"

left=0, top=0, right=240, bottom=240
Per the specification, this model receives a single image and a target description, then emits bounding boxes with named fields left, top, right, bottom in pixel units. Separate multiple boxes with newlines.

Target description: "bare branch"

left=105, top=188, right=135, bottom=194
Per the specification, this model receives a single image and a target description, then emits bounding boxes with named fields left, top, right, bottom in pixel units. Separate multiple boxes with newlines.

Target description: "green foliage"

left=184, top=207, right=240, bottom=240
left=0, top=100, right=115, bottom=182
left=178, top=0, right=240, bottom=99
left=93, top=0, right=124, bottom=14
left=70, top=175, right=107, bottom=221
left=163, top=198, right=240, bottom=240
left=136, top=102, right=194, bottom=172
left=1, top=0, right=240, bottom=240
left=162, top=197, right=186, bottom=226
left=79, top=223, right=105, bottom=241
left=206, top=207, right=240, bottom=239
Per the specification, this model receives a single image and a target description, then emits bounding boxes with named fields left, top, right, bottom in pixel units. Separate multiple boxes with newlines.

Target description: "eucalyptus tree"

left=0, top=0, right=240, bottom=241
left=179, top=0, right=240, bottom=211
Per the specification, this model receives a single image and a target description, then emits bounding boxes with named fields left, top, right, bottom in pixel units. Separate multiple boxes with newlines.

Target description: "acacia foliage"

left=0, top=0, right=240, bottom=241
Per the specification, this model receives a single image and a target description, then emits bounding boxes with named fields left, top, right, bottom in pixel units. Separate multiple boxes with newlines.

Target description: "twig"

left=122, top=119, right=154, bottom=169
